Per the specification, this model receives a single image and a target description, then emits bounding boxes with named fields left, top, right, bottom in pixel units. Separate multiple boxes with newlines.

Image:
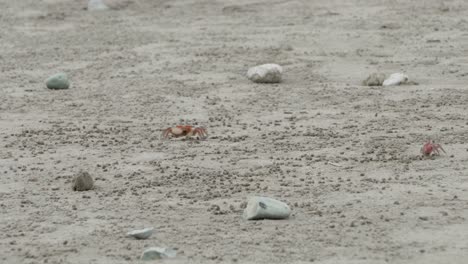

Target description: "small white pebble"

left=383, top=73, right=408, bottom=86
left=141, top=247, right=177, bottom=261
left=88, top=0, right=109, bottom=11
left=127, top=227, right=154, bottom=240
left=247, top=64, right=283, bottom=83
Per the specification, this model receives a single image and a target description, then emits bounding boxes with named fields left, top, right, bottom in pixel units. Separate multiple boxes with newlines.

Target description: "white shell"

left=127, top=227, right=153, bottom=239
left=247, top=64, right=283, bottom=83
left=88, top=0, right=110, bottom=11
left=243, top=196, right=291, bottom=220
left=383, top=73, right=409, bottom=86
left=141, top=247, right=177, bottom=260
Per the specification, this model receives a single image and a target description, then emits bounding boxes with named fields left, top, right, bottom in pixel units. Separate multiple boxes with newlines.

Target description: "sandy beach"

left=1, top=0, right=468, bottom=263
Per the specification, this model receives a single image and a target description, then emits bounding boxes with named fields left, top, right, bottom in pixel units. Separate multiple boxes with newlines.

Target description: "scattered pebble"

left=45, top=72, right=70, bottom=90
left=141, top=247, right=177, bottom=261
left=127, top=227, right=153, bottom=240
left=362, top=73, right=386, bottom=86
left=72, top=171, right=94, bottom=191
left=88, top=0, right=131, bottom=11
left=243, top=196, right=291, bottom=220
left=247, top=64, right=282, bottom=83
left=383, top=73, right=409, bottom=86
left=88, top=0, right=109, bottom=11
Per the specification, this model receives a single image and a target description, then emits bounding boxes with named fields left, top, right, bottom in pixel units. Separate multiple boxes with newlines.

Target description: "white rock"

left=247, top=64, right=283, bottom=83
left=243, top=196, right=291, bottom=220
left=382, top=73, right=409, bottom=86
left=88, top=0, right=132, bottom=10
left=127, top=227, right=153, bottom=239
left=88, top=0, right=110, bottom=11
left=141, top=247, right=177, bottom=261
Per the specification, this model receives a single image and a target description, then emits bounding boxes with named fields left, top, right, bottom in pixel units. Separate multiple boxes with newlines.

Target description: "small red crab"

left=421, top=140, right=446, bottom=156
left=162, top=125, right=207, bottom=140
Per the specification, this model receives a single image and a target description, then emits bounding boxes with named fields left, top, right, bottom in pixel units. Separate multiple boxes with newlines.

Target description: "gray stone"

left=141, top=247, right=177, bottom=261
left=127, top=227, right=153, bottom=240
left=46, top=72, right=70, bottom=90
left=243, top=196, right=291, bottom=220
left=362, top=73, right=386, bottom=86
left=72, top=171, right=94, bottom=191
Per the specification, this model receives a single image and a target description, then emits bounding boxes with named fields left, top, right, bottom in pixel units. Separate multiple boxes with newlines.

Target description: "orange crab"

left=162, top=125, right=207, bottom=140
left=421, top=140, right=446, bottom=156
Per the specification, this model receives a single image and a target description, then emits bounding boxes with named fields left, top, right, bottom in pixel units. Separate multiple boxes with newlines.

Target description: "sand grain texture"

left=1, top=0, right=468, bottom=263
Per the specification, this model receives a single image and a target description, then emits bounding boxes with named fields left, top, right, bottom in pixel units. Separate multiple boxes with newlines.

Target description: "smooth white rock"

left=383, top=73, right=408, bottom=86
left=88, top=0, right=110, bottom=11
left=127, top=227, right=153, bottom=239
left=243, top=196, right=291, bottom=220
left=247, top=64, right=283, bottom=83
left=141, top=247, right=177, bottom=261
left=88, top=0, right=132, bottom=10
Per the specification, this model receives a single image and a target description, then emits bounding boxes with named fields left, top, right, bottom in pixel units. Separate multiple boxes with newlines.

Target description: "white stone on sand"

left=127, top=227, right=153, bottom=239
left=88, top=0, right=132, bottom=11
left=383, top=73, right=409, bottom=86
left=243, top=196, right=291, bottom=220
left=88, top=0, right=110, bottom=11
left=141, top=247, right=177, bottom=261
left=247, top=64, right=283, bottom=83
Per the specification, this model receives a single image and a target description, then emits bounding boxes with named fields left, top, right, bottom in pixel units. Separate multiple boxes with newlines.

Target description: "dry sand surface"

left=1, top=0, right=468, bottom=263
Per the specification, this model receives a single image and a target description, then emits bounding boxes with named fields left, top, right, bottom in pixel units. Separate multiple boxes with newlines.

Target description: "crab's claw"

left=161, top=128, right=172, bottom=139
left=437, top=144, right=446, bottom=154
left=193, top=127, right=208, bottom=139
